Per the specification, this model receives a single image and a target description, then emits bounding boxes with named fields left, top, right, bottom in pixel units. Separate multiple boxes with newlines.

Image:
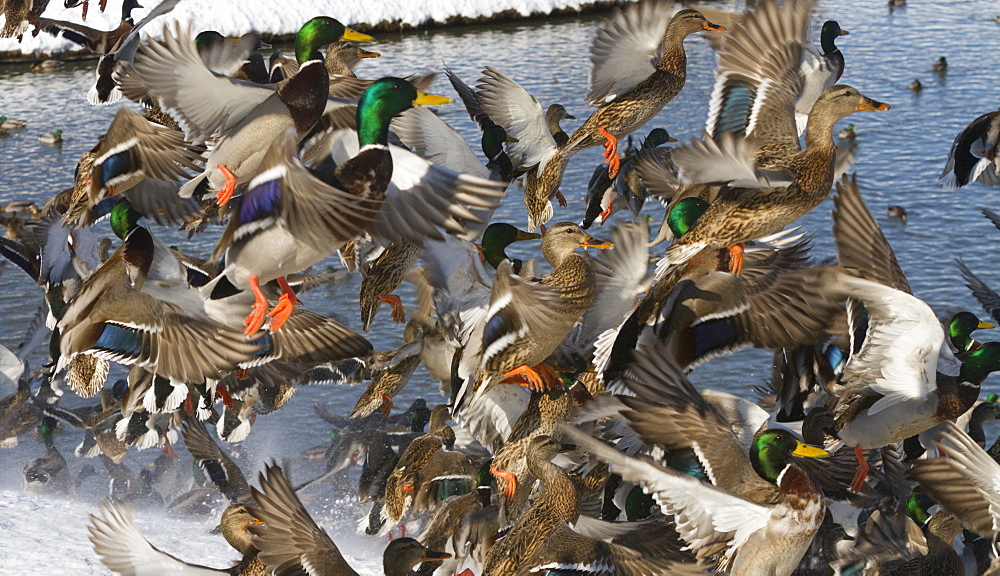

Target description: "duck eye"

left=842, top=90, right=853, bottom=97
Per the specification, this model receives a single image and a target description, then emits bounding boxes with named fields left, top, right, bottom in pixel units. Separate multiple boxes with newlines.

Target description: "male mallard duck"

left=249, top=463, right=452, bottom=575
left=562, top=420, right=830, bottom=576
left=0, top=116, right=27, bottom=130
left=482, top=435, right=707, bottom=576
left=22, top=418, right=72, bottom=494
left=795, top=19, right=850, bottom=133
left=39, top=130, right=63, bottom=145
left=907, top=421, right=1000, bottom=547
left=838, top=124, right=856, bottom=140
left=181, top=414, right=253, bottom=504
left=932, top=56, right=948, bottom=73
left=939, top=108, right=1000, bottom=189
left=132, top=22, right=357, bottom=205
left=477, top=4, right=723, bottom=229
left=34, top=0, right=141, bottom=54
left=89, top=501, right=267, bottom=575
left=205, top=75, right=501, bottom=335
left=945, top=311, right=994, bottom=355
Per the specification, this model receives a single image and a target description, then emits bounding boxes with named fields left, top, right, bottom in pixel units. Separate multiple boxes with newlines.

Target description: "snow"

left=0, top=0, right=619, bottom=56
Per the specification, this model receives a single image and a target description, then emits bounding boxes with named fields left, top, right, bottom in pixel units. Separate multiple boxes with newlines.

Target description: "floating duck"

left=38, top=130, right=62, bottom=144
left=887, top=205, right=907, bottom=222
left=932, top=56, right=948, bottom=73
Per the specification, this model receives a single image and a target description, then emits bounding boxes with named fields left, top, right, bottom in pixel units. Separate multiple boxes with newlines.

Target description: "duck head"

left=109, top=198, right=141, bottom=241
left=541, top=222, right=613, bottom=267
left=959, top=341, right=1000, bottom=385
left=666, top=197, right=710, bottom=239
left=295, top=16, right=374, bottom=64
left=383, top=537, right=452, bottom=576
left=820, top=20, right=849, bottom=55
left=947, top=311, right=994, bottom=353
left=480, top=222, right=540, bottom=270
left=667, top=9, right=726, bottom=37
left=807, top=85, right=890, bottom=139
left=357, top=77, right=451, bottom=147
left=122, top=0, right=142, bottom=22
left=749, top=429, right=829, bottom=484
left=644, top=127, right=676, bottom=148
left=220, top=503, right=264, bottom=555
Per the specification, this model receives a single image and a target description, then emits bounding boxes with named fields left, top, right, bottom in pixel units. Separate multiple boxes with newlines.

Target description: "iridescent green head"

left=749, top=429, right=829, bottom=484
left=194, top=30, right=225, bottom=52
left=948, top=311, right=994, bottom=352
left=481, top=125, right=514, bottom=161
left=667, top=197, right=710, bottom=239
left=480, top=223, right=540, bottom=269
left=624, top=485, right=655, bottom=521
left=906, top=492, right=935, bottom=526
left=989, top=393, right=999, bottom=403
left=110, top=199, right=142, bottom=240
left=959, top=342, right=1000, bottom=385
left=295, top=16, right=373, bottom=64
left=357, top=77, right=451, bottom=147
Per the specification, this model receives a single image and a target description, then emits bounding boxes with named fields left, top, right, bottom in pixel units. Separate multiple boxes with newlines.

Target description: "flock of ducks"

left=2, top=0, right=1000, bottom=575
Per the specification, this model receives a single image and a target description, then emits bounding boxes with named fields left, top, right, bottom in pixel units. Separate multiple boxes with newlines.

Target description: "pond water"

left=0, top=0, right=999, bottom=572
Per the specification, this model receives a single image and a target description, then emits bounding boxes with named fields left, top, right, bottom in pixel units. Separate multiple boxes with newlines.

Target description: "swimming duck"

left=932, top=56, right=948, bottom=73
left=481, top=435, right=705, bottom=576
left=477, top=4, right=723, bottom=229
left=89, top=501, right=267, bottom=575
left=22, top=417, right=72, bottom=494
left=39, top=130, right=63, bottom=145
left=561, top=419, right=830, bottom=576
left=910, top=79, right=923, bottom=92
left=887, top=205, right=907, bottom=223
left=249, top=463, right=453, bottom=575
left=838, top=124, right=856, bottom=140
left=939, top=108, right=1000, bottom=189
left=0, top=116, right=27, bottom=130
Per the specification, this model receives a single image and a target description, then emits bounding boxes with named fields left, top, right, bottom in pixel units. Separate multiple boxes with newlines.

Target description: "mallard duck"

left=0, top=0, right=49, bottom=39
left=0, top=116, right=27, bottom=130
left=477, top=4, right=722, bottom=229
left=887, top=205, right=907, bottom=223
left=481, top=435, right=708, bottom=576
left=132, top=23, right=351, bottom=205
left=39, top=130, right=63, bottom=145
left=34, top=0, right=141, bottom=54
left=249, top=463, right=453, bottom=575
left=838, top=124, right=856, bottom=140
left=22, top=418, right=72, bottom=494
left=465, top=222, right=611, bottom=400
left=181, top=414, right=252, bottom=504
left=945, top=311, right=994, bottom=355
left=56, top=200, right=262, bottom=385
left=89, top=501, right=267, bottom=575
left=561, top=419, right=830, bottom=576
left=205, top=77, right=502, bottom=335
left=325, top=40, right=379, bottom=77
left=358, top=241, right=423, bottom=331
left=932, top=56, right=948, bottom=73
left=939, top=108, right=1000, bottom=189
left=910, top=78, right=923, bottom=92
left=794, top=19, right=851, bottom=133
left=583, top=127, right=675, bottom=228
left=350, top=322, right=423, bottom=418
left=545, top=103, right=575, bottom=146
left=908, top=421, right=1000, bottom=547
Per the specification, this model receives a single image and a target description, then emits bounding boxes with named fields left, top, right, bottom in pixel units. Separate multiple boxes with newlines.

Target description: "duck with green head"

left=207, top=77, right=453, bottom=335
left=479, top=222, right=541, bottom=271
left=131, top=19, right=366, bottom=205
left=947, top=311, right=994, bottom=356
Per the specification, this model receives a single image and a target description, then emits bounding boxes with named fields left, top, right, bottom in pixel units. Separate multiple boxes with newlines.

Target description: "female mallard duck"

left=939, top=108, right=1000, bottom=189
left=350, top=321, right=423, bottom=418
left=248, top=463, right=452, bottom=576
left=205, top=76, right=502, bottom=335
left=562, top=420, right=830, bottom=576
left=480, top=435, right=707, bottom=576
left=0, top=0, right=49, bottom=39
left=545, top=103, right=575, bottom=146
left=476, top=4, right=722, bottom=229
left=466, top=222, right=612, bottom=399
left=132, top=22, right=358, bottom=205
left=325, top=40, right=380, bottom=77
left=358, top=241, right=423, bottom=331
left=89, top=501, right=267, bottom=575
left=39, top=130, right=63, bottom=145
left=663, top=85, right=888, bottom=275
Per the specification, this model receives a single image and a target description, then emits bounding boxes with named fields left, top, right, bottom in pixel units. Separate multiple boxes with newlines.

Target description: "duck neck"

left=529, top=458, right=580, bottom=522
left=356, top=100, right=392, bottom=148
left=223, top=526, right=255, bottom=556
left=803, top=115, right=838, bottom=153
left=656, top=28, right=689, bottom=76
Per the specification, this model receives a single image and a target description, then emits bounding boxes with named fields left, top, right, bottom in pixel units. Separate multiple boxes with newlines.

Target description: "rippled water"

left=0, top=0, right=999, bottom=558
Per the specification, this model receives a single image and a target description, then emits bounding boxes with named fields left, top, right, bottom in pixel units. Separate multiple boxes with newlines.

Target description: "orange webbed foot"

left=491, top=466, right=518, bottom=500
left=379, top=295, right=405, bottom=324
left=501, top=365, right=544, bottom=390
left=727, top=243, right=745, bottom=276
left=216, top=165, right=237, bottom=206
left=380, top=393, right=393, bottom=419
left=850, top=445, right=869, bottom=493
left=599, top=199, right=613, bottom=223
left=216, top=385, right=233, bottom=409
left=598, top=126, right=620, bottom=179
left=244, top=274, right=270, bottom=336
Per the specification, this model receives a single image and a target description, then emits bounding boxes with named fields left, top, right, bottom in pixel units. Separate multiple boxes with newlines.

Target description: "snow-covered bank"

left=0, top=0, right=622, bottom=58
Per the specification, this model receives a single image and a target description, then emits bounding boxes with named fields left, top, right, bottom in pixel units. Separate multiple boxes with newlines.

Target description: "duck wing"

left=392, top=107, right=490, bottom=180
left=586, top=0, right=675, bottom=106
left=181, top=415, right=252, bottom=504
left=477, top=66, right=557, bottom=171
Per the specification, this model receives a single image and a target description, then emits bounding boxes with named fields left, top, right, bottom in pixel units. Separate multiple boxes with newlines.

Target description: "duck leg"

left=268, top=276, right=300, bottom=332
left=81, top=0, right=89, bottom=20
left=555, top=190, right=568, bottom=207
left=727, top=243, right=745, bottom=276
left=378, top=295, right=405, bottom=324
left=99, top=0, right=108, bottom=11
left=161, top=430, right=179, bottom=459
left=850, top=444, right=869, bottom=493
left=599, top=126, right=621, bottom=179
left=380, top=393, right=393, bottom=419
left=243, top=274, right=270, bottom=336
left=599, top=197, right=613, bottom=223
left=500, top=364, right=544, bottom=390
left=490, top=465, right=518, bottom=500
left=216, top=165, right=238, bottom=206
left=215, top=384, right=233, bottom=409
